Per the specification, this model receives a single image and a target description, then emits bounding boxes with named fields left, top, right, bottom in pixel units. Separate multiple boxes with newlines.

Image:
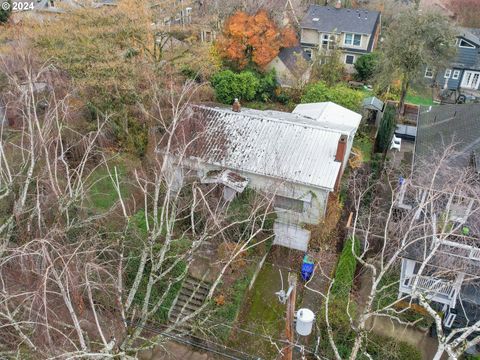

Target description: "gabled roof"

left=292, top=102, right=362, bottom=134
left=300, top=5, right=380, bottom=35
left=458, top=27, right=480, bottom=47
left=277, top=46, right=309, bottom=73
left=414, top=104, right=480, bottom=171
left=363, top=96, right=384, bottom=112
left=164, top=103, right=361, bottom=190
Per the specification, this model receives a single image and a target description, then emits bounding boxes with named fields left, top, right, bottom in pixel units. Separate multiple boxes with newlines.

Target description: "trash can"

left=301, top=254, right=315, bottom=281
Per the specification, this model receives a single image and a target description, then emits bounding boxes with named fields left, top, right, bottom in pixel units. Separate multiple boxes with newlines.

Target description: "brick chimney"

left=335, top=134, right=348, bottom=162
left=334, top=134, right=348, bottom=191
left=232, top=98, right=241, bottom=112
left=335, top=0, right=342, bottom=9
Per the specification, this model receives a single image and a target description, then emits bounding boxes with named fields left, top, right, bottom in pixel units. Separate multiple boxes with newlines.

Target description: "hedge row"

left=331, top=236, right=360, bottom=298
left=211, top=69, right=277, bottom=105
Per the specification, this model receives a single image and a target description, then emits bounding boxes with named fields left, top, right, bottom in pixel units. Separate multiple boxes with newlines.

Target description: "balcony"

left=400, top=275, right=458, bottom=307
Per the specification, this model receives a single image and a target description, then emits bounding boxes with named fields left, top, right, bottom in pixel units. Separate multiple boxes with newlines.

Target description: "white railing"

left=407, top=275, right=456, bottom=298
left=470, top=248, right=480, bottom=260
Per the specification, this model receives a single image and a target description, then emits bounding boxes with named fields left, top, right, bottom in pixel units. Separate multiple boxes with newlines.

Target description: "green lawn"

left=87, top=163, right=128, bottom=211
left=227, top=263, right=294, bottom=358
left=85, top=153, right=140, bottom=213
left=405, top=93, right=434, bottom=106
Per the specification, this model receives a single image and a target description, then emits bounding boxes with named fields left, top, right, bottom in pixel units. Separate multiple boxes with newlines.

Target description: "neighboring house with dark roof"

left=395, top=103, right=480, bottom=334
left=299, top=3, right=381, bottom=73
left=158, top=102, right=361, bottom=252
left=266, top=46, right=312, bottom=87
left=426, top=28, right=480, bottom=98
left=414, top=103, right=480, bottom=173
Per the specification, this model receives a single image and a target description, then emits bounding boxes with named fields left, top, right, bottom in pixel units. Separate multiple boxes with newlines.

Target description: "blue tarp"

left=301, top=255, right=315, bottom=281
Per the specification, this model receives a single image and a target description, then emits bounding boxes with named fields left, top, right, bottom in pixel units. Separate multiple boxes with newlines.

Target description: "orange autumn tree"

left=216, top=10, right=297, bottom=69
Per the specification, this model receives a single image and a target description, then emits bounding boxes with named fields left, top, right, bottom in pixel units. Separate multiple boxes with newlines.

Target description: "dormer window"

left=344, top=33, right=361, bottom=46
left=459, top=39, right=475, bottom=49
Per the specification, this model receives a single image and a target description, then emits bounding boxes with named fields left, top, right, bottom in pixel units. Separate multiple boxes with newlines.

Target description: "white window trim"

left=345, top=54, right=356, bottom=65
left=321, top=33, right=336, bottom=49
left=344, top=33, right=362, bottom=47
left=424, top=67, right=434, bottom=78
left=459, top=39, right=475, bottom=49
left=452, top=70, right=461, bottom=80
left=305, top=48, right=313, bottom=60
left=444, top=69, right=452, bottom=79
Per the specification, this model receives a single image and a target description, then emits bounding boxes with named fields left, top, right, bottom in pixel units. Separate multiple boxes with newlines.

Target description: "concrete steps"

left=168, top=275, right=211, bottom=334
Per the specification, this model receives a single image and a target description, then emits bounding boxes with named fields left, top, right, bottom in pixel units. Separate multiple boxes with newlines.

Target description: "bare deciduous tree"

left=0, top=50, right=276, bottom=358
left=308, top=146, right=480, bottom=360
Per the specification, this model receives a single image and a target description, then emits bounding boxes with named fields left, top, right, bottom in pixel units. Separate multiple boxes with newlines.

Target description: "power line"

left=128, top=320, right=259, bottom=360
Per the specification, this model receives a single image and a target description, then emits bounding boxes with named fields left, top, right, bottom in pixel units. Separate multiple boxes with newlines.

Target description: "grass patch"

left=86, top=154, right=139, bottom=213
left=227, top=263, right=290, bottom=358
left=87, top=162, right=128, bottom=212
left=405, top=93, right=434, bottom=106
left=353, top=131, right=373, bottom=163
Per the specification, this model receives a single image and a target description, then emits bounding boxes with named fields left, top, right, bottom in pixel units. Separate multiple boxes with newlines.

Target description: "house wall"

left=301, top=29, right=371, bottom=74
left=340, top=33, right=371, bottom=52
left=265, top=57, right=296, bottom=87
left=266, top=56, right=311, bottom=88
left=301, top=29, right=371, bottom=52
left=192, top=163, right=330, bottom=225
left=429, top=37, right=480, bottom=90
left=435, top=68, right=463, bottom=90
left=168, top=155, right=331, bottom=251
left=301, top=28, right=320, bottom=45
left=458, top=41, right=479, bottom=68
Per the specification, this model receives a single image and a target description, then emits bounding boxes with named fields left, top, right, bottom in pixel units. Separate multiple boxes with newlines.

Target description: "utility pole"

left=283, top=273, right=297, bottom=360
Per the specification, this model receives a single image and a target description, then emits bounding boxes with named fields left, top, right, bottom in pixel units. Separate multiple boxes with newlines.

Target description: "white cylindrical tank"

left=296, top=308, right=314, bottom=336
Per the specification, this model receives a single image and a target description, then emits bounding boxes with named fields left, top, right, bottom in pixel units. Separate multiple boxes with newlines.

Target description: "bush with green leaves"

left=301, top=81, right=365, bottom=111
left=354, top=52, right=379, bottom=82
left=375, top=104, right=396, bottom=153
left=210, top=69, right=277, bottom=104
left=331, top=236, right=360, bottom=298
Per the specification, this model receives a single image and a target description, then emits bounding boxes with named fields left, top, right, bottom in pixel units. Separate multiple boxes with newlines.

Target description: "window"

left=459, top=39, right=475, bottom=48
left=444, top=311, right=457, bottom=328
left=444, top=69, right=452, bottom=79
left=344, top=33, right=362, bottom=46
left=424, top=67, right=434, bottom=78
left=305, top=48, right=313, bottom=60
left=345, top=54, right=355, bottom=64
left=322, top=34, right=335, bottom=49
left=274, top=196, right=304, bottom=213
left=452, top=70, right=461, bottom=80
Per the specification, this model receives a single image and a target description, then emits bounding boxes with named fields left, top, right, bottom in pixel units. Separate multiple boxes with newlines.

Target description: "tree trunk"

left=432, top=345, right=445, bottom=360
left=399, top=74, right=410, bottom=116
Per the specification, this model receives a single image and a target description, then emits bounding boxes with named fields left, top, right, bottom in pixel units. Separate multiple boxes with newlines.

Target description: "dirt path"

left=300, top=249, right=338, bottom=314
left=366, top=316, right=445, bottom=360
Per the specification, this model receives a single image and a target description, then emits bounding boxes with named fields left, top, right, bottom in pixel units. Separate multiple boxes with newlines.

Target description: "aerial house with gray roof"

left=426, top=28, right=480, bottom=100
left=158, top=102, right=361, bottom=252
left=299, top=2, right=381, bottom=72
left=395, top=103, right=480, bottom=334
